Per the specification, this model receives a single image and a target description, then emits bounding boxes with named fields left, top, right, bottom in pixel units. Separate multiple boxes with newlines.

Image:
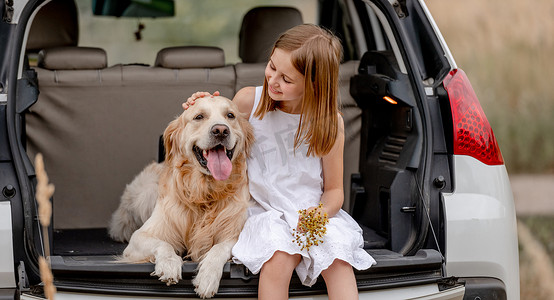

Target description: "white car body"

left=0, top=0, right=519, bottom=299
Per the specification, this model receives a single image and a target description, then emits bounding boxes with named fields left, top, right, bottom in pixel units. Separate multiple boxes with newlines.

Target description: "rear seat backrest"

left=26, top=2, right=362, bottom=228
left=38, top=47, right=107, bottom=70
left=27, top=46, right=236, bottom=229
left=150, top=46, right=235, bottom=96
left=155, top=46, right=225, bottom=68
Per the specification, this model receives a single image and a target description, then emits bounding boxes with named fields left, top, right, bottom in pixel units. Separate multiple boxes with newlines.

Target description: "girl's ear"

left=163, top=116, right=184, bottom=164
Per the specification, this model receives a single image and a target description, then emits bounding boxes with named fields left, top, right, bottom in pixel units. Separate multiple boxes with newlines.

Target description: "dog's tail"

left=108, top=204, right=142, bottom=243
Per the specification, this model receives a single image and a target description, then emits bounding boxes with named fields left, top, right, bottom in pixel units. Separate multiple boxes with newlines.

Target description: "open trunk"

left=39, top=44, right=444, bottom=295
left=11, top=0, right=454, bottom=297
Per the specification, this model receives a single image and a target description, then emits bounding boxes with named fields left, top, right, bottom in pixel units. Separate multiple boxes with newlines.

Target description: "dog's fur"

left=108, top=96, right=254, bottom=298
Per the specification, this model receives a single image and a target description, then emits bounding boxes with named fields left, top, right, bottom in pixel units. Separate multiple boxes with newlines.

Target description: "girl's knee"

left=265, top=251, right=301, bottom=268
left=330, top=258, right=351, bottom=268
left=321, top=259, right=353, bottom=278
left=269, top=251, right=301, bottom=267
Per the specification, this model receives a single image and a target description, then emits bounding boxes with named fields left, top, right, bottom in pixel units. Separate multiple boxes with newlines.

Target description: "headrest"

left=154, top=46, right=225, bottom=69
left=27, top=0, right=79, bottom=52
left=239, top=7, right=303, bottom=63
left=38, top=47, right=108, bottom=70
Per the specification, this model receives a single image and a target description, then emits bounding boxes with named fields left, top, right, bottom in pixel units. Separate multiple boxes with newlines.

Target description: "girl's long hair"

left=254, top=24, right=343, bottom=157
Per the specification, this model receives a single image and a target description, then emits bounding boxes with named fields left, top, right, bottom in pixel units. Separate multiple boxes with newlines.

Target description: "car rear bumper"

left=19, top=283, right=466, bottom=300
left=19, top=278, right=505, bottom=300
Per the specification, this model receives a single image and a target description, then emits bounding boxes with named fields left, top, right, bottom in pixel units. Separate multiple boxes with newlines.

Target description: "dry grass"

left=35, top=154, right=57, bottom=299
left=517, top=218, right=554, bottom=300
left=427, top=0, right=554, bottom=173
left=518, top=216, right=554, bottom=272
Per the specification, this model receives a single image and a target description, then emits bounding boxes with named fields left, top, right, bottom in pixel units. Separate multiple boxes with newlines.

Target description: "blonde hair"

left=254, top=24, right=343, bottom=157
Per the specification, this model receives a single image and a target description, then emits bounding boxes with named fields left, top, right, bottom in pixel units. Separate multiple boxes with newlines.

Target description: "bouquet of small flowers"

left=292, top=203, right=329, bottom=251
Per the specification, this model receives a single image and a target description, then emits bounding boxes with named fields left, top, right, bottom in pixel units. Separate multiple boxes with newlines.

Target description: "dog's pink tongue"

left=206, top=148, right=232, bottom=181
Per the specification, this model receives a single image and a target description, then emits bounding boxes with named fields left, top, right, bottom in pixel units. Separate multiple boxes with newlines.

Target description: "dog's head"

left=163, top=96, right=254, bottom=181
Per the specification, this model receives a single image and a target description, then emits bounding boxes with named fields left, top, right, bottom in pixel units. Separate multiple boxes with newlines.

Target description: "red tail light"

left=443, top=69, right=504, bottom=165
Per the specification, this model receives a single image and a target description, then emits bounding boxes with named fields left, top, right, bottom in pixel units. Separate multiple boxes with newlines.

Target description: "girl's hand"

left=294, top=203, right=329, bottom=251
left=296, top=205, right=327, bottom=233
left=182, top=91, right=220, bottom=110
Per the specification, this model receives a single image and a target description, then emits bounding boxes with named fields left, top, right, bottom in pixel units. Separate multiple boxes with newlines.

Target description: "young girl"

left=185, top=24, right=375, bottom=299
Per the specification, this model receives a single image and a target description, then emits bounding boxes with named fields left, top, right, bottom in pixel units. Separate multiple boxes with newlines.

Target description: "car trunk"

left=12, top=0, right=452, bottom=297
left=38, top=45, right=444, bottom=294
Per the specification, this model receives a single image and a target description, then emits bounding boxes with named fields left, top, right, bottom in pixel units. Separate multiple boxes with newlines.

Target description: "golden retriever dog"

left=108, top=95, right=254, bottom=298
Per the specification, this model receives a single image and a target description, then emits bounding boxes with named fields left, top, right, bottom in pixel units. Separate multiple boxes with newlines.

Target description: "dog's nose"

left=211, top=124, right=229, bottom=138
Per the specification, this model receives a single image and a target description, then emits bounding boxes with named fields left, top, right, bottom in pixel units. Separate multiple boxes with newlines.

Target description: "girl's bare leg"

left=258, top=251, right=301, bottom=300
left=321, top=259, right=358, bottom=300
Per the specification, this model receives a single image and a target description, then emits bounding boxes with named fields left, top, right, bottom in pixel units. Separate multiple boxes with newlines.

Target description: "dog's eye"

left=227, top=113, right=235, bottom=119
left=194, top=114, right=204, bottom=120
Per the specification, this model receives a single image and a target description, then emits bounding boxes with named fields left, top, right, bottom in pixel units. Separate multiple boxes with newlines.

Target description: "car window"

left=74, top=0, right=318, bottom=65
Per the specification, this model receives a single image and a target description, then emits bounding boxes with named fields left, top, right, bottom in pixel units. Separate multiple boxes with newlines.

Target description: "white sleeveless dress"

left=231, top=86, right=375, bottom=286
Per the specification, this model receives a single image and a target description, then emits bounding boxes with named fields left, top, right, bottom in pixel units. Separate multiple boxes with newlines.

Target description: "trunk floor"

left=53, top=228, right=127, bottom=256
left=53, top=225, right=387, bottom=256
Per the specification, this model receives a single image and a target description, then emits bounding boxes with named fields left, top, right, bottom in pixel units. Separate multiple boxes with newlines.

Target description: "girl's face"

left=265, top=48, right=305, bottom=113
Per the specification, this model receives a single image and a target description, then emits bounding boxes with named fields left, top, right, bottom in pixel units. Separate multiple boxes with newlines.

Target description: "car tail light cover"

left=443, top=68, right=504, bottom=165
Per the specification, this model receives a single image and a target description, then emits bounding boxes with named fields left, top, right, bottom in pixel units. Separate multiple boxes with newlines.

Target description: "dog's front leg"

left=193, top=239, right=236, bottom=299
left=123, top=231, right=183, bottom=286
left=151, top=242, right=184, bottom=286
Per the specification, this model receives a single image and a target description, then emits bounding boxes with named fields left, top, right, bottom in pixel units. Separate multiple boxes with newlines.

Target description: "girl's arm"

left=232, top=86, right=256, bottom=116
left=319, top=115, right=345, bottom=218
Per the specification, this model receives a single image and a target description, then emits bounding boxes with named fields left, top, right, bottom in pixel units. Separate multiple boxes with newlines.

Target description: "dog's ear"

left=240, top=115, right=255, bottom=157
left=163, top=116, right=184, bottom=163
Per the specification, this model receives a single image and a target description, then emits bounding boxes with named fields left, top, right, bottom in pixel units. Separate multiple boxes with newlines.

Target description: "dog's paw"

left=192, top=264, right=222, bottom=298
left=151, top=255, right=183, bottom=286
left=192, top=276, right=219, bottom=299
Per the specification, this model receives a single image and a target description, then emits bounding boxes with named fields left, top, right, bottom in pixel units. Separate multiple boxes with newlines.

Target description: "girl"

left=185, top=24, right=375, bottom=299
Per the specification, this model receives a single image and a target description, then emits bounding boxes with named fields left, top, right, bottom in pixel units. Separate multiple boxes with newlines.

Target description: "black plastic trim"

left=51, top=249, right=443, bottom=275
left=461, top=277, right=507, bottom=300
left=48, top=249, right=443, bottom=297
left=5, top=0, right=45, bottom=286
